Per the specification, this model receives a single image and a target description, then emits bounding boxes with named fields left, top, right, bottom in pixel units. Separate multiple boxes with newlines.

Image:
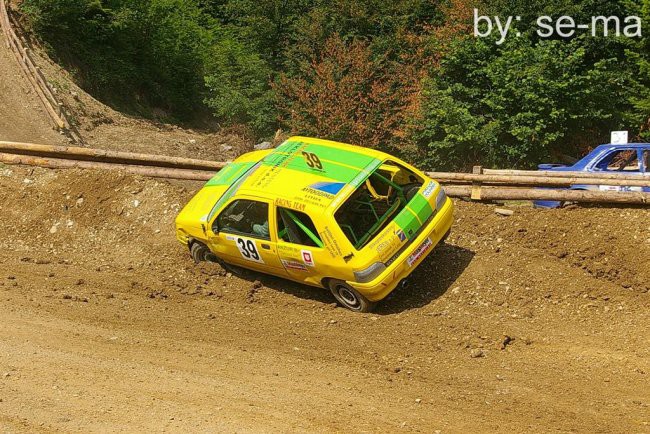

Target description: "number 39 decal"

left=302, top=151, right=323, bottom=170
left=235, top=237, right=264, bottom=263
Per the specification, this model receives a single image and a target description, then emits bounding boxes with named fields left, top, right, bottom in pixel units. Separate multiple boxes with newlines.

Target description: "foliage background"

left=20, top=0, right=650, bottom=170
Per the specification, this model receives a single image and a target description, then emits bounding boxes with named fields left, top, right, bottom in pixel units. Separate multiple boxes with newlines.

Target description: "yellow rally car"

left=175, top=137, right=453, bottom=312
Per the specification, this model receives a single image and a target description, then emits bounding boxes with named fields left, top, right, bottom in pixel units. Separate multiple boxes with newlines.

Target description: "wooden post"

left=471, top=165, right=482, bottom=200
left=0, top=0, right=82, bottom=141
left=0, top=153, right=215, bottom=181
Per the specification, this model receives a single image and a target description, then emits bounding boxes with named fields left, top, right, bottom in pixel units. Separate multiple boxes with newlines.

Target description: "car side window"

left=276, top=207, right=323, bottom=248
left=215, top=199, right=270, bottom=240
left=596, top=150, right=640, bottom=172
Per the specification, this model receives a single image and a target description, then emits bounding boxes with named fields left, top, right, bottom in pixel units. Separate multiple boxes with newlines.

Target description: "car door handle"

left=261, top=243, right=271, bottom=250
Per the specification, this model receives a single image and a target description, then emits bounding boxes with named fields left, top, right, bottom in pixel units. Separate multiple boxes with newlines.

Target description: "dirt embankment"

left=1, top=13, right=253, bottom=160
left=25, top=39, right=253, bottom=160
left=0, top=34, right=66, bottom=145
left=0, top=166, right=648, bottom=432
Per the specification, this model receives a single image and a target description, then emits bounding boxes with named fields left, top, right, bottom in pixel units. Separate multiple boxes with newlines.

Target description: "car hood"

left=176, top=185, right=228, bottom=226
left=538, top=163, right=570, bottom=171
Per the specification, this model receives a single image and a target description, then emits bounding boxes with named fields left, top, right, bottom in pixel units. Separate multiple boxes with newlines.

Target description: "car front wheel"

left=190, top=242, right=217, bottom=263
left=327, top=279, right=375, bottom=313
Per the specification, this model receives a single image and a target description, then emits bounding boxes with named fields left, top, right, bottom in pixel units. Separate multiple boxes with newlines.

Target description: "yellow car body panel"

left=175, top=136, right=454, bottom=303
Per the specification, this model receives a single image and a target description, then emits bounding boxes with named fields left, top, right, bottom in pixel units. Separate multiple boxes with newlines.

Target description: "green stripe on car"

left=205, top=162, right=254, bottom=187
left=408, top=194, right=434, bottom=224
left=262, top=140, right=382, bottom=185
left=393, top=208, right=422, bottom=240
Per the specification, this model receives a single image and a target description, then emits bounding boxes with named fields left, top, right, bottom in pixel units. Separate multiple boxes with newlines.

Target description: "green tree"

left=22, top=0, right=215, bottom=120
left=413, top=34, right=637, bottom=170
left=629, top=0, right=650, bottom=139
left=204, top=37, right=275, bottom=135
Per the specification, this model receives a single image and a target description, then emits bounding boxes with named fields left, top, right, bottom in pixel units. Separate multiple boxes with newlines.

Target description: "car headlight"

left=354, top=262, right=386, bottom=283
left=436, top=187, right=448, bottom=210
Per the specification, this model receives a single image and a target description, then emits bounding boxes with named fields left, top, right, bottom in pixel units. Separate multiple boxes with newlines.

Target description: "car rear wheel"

left=327, top=279, right=375, bottom=313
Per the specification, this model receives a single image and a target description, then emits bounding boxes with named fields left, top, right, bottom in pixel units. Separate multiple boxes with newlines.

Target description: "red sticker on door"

left=301, top=250, right=315, bottom=267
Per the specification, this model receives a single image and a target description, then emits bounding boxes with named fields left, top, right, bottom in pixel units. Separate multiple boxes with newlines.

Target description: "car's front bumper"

left=347, top=198, right=454, bottom=302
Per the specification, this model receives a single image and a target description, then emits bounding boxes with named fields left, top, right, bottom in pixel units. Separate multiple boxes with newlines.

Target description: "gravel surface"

left=0, top=166, right=648, bottom=432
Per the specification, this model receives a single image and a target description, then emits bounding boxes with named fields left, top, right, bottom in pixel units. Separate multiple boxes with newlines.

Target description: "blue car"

left=534, top=143, right=650, bottom=208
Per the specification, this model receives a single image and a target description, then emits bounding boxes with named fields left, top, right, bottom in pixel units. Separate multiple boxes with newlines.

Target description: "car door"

left=275, top=206, right=329, bottom=286
left=208, top=197, right=288, bottom=277
left=592, top=148, right=644, bottom=192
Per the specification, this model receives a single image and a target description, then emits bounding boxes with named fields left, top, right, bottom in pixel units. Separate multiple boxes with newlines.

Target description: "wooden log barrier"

left=442, top=185, right=650, bottom=204
left=0, top=153, right=215, bottom=181
left=425, top=172, right=650, bottom=188
left=482, top=168, right=650, bottom=180
left=0, top=141, right=227, bottom=171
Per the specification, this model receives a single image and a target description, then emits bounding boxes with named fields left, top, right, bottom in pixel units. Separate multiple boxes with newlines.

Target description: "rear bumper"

left=347, top=198, right=454, bottom=302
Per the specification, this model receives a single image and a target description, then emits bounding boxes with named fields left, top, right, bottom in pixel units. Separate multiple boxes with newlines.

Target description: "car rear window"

left=334, top=161, right=424, bottom=250
left=277, top=207, right=323, bottom=247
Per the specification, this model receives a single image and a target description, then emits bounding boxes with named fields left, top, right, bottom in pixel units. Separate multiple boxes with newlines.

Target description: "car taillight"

left=436, top=188, right=448, bottom=210
left=354, top=262, right=387, bottom=283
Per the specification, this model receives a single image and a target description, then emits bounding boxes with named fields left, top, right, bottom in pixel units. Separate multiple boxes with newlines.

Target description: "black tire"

left=190, top=242, right=217, bottom=263
left=327, top=279, right=375, bottom=313
left=189, top=241, right=253, bottom=278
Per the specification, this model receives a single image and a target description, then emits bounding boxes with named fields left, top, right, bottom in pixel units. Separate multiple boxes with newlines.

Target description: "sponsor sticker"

left=309, top=181, right=345, bottom=195
left=282, top=259, right=308, bottom=272
left=407, top=238, right=433, bottom=267
left=301, top=250, right=315, bottom=267
left=422, top=181, right=436, bottom=199
left=321, top=226, right=342, bottom=258
left=599, top=185, right=643, bottom=192
left=396, top=229, right=407, bottom=242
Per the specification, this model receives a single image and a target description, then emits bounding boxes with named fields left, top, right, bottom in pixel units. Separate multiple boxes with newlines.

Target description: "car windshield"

left=207, top=162, right=261, bottom=222
left=335, top=161, right=424, bottom=250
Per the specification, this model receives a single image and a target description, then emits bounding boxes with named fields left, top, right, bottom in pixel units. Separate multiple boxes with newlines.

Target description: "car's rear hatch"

left=334, top=161, right=442, bottom=264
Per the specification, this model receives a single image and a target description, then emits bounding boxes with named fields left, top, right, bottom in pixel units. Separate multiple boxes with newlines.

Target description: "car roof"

left=235, top=136, right=390, bottom=213
left=597, top=143, right=650, bottom=149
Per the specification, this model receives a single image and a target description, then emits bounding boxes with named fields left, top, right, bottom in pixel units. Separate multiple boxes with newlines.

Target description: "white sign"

left=611, top=131, right=628, bottom=144
left=235, top=237, right=264, bottom=263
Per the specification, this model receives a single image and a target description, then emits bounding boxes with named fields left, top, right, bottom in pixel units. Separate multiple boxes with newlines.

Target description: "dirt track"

left=0, top=166, right=648, bottom=432
left=2, top=8, right=646, bottom=432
